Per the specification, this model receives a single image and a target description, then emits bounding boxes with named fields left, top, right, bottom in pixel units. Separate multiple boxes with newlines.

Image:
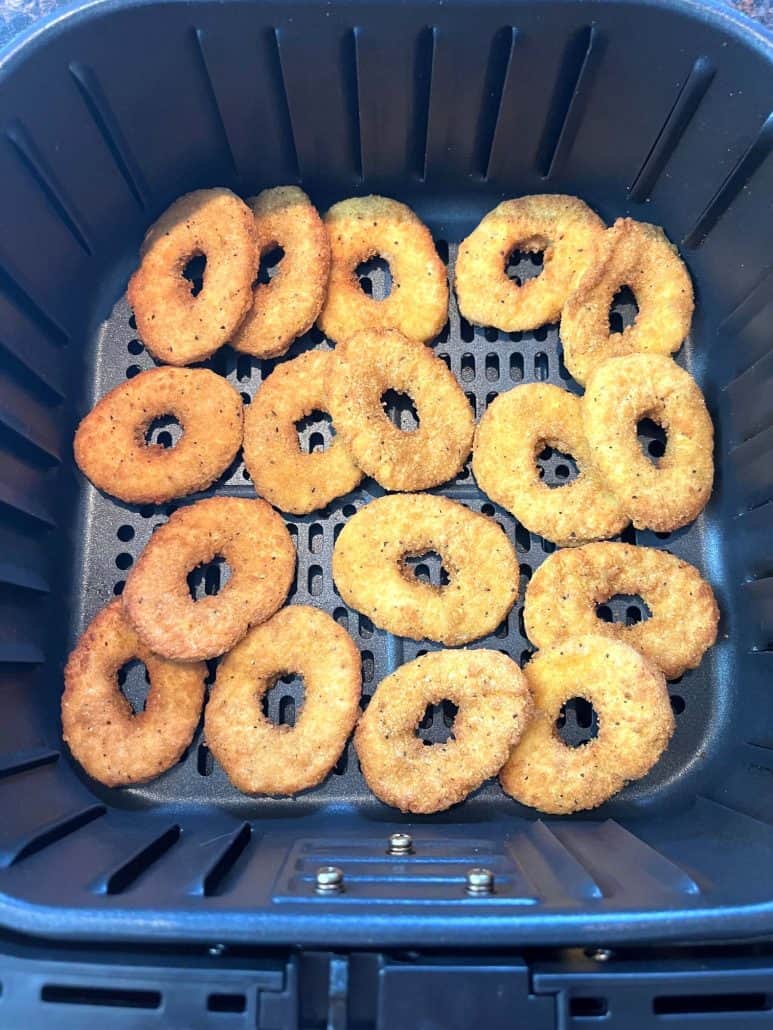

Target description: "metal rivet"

left=208, top=943, right=226, bottom=957
left=315, top=865, right=344, bottom=894
left=387, top=832, right=414, bottom=856
left=586, top=947, right=613, bottom=963
left=465, top=867, right=494, bottom=895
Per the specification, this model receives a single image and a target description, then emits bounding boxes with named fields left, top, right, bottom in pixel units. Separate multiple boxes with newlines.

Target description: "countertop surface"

left=0, top=0, right=770, bottom=54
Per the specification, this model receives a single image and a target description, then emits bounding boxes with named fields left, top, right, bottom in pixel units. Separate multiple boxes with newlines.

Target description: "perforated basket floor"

left=72, top=243, right=716, bottom=815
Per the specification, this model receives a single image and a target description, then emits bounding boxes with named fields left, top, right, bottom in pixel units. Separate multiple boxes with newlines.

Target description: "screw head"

left=586, top=947, right=613, bottom=963
left=465, top=867, right=495, bottom=895
left=387, top=832, right=414, bottom=856
left=315, top=865, right=344, bottom=894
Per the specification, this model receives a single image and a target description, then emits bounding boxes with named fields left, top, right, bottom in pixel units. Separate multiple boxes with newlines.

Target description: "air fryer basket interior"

left=0, top=0, right=771, bottom=947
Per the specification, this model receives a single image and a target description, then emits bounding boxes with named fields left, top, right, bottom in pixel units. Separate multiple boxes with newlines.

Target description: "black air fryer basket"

left=0, top=0, right=771, bottom=957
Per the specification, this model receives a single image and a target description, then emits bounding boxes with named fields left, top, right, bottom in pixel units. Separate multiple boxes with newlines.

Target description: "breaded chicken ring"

left=62, top=600, right=205, bottom=787
left=231, top=187, right=330, bottom=358
left=205, top=606, right=361, bottom=796
left=332, top=494, right=518, bottom=646
left=524, top=542, right=719, bottom=680
left=472, top=383, right=628, bottom=546
left=454, top=195, right=605, bottom=332
left=318, top=196, right=448, bottom=343
left=500, top=636, right=674, bottom=814
left=583, top=354, right=713, bottom=532
left=127, top=188, right=258, bottom=365
left=355, top=649, right=533, bottom=813
left=327, top=329, right=474, bottom=491
left=123, top=497, right=295, bottom=662
left=243, top=350, right=362, bottom=514
left=561, top=218, right=694, bottom=385
left=74, top=368, right=243, bottom=505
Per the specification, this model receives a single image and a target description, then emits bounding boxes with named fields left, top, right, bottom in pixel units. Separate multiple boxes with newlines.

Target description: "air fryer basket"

left=0, top=0, right=771, bottom=947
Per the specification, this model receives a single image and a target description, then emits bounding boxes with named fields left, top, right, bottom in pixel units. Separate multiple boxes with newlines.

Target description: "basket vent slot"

left=476, top=26, right=516, bottom=178
left=201, top=822, right=252, bottom=896
left=207, top=993, right=247, bottom=1013
left=653, top=993, right=772, bottom=1015
left=629, top=56, right=715, bottom=202
left=68, top=62, right=149, bottom=208
left=41, top=985, right=161, bottom=1009
left=6, top=804, right=105, bottom=867
left=412, top=26, right=436, bottom=179
left=6, top=121, right=93, bottom=256
left=98, top=825, right=181, bottom=894
left=191, top=28, right=238, bottom=178
left=683, top=111, right=773, bottom=249
left=537, top=26, right=603, bottom=178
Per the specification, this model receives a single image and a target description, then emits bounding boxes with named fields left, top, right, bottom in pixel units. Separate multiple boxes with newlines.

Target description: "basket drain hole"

left=556, top=697, right=599, bottom=747
left=261, top=673, right=304, bottom=727
left=417, top=700, right=458, bottom=745
left=537, top=444, right=579, bottom=486
left=402, top=551, right=450, bottom=587
left=187, top=556, right=231, bottom=600
left=506, top=248, right=544, bottom=287
left=637, top=417, right=667, bottom=464
left=382, top=389, right=419, bottom=432
left=596, top=593, right=652, bottom=625
left=255, top=245, right=285, bottom=286
left=117, top=659, right=150, bottom=714
left=609, top=285, right=639, bottom=334
left=144, top=414, right=182, bottom=449
left=183, top=254, right=206, bottom=297
left=295, top=410, right=334, bottom=453
left=356, top=257, right=392, bottom=299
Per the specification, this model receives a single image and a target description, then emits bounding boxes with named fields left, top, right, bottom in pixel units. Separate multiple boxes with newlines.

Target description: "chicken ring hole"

left=116, top=658, right=151, bottom=714
left=356, top=256, right=393, bottom=300
left=255, top=246, right=285, bottom=287
left=182, top=254, right=206, bottom=297
left=637, top=416, right=668, bottom=464
left=187, top=556, right=232, bottom=600
left=295, top=411, right=335, bottom=454
left=556, top=697, right=599, bottom=748
left=402, top=551, right=451, bottom=588
left=536, top=444, right=579, bottom=487
left=261, top=672, right=305, bottom=727
left=505, top=246, right=544, bottom=287
left=608, top=285, right=639, bottom=334
left=416, top=700, right=459, bottom=746
left=381, top=389, right=420, bottom=432
left=144, top=414, right=183, bottom=449
left=596, top=593, right=652, bottom=626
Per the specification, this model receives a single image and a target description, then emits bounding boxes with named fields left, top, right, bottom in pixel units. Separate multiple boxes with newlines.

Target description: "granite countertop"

left=0, top=0, right=770, bottom=52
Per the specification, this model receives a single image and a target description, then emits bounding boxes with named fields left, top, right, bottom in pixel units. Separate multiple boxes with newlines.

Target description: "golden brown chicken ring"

left=318, top=195, right=448, bottom=344
left=74, top=367, right=243, bottom=505
left=205, top=606, right=361, bottom=796
left=582, top=354, right=713, bottom=532
left=231, top=186, right=330, bottom=358
left=62, top=600, right=206, bottom=787
left=128, top=188, right=258, bottom=365
left=523, top=542, right=719, bottom=680
left=123, top=497, right=295, bottom=662
left=327, top=329, right=474, bottom=492
left=561, top=217, right=694, bottom=385
left=455, top=194, right=605, bottom=331
left=356, top=649, right=533, bottom=813
left=243, top=350, right=362, bottom=514
left=473, top=383, right=628, bottom=546
left=332, top=494, right=518, bottom=646
left=500, top=635, right=674, bottom=814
